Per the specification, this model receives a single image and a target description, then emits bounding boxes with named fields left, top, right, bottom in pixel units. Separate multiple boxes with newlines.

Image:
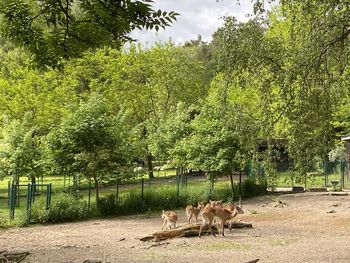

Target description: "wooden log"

left=140, top=224, right=210, bottom=241
left=140, top=222, right=252, bottom=242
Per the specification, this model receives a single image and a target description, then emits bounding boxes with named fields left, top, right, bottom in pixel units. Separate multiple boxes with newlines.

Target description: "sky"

left=131, top=0, right=254, bottom=47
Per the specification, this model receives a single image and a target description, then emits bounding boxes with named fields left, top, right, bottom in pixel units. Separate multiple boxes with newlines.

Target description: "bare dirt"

left=1, top=192, right=350, bottom=263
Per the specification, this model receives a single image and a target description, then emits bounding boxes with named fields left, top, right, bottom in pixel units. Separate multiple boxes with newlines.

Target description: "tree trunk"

left=31, top=176, right=36, bottom=193
left=145, top=153, right=154, bottom=179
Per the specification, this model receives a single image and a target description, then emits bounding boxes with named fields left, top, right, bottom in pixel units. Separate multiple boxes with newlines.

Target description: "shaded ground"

left=1, top=192, right=350, bottom=263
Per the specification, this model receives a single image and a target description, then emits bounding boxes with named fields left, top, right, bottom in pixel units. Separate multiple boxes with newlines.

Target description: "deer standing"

left=161, top=210, right=178, bottom=230
left=222, top=203, right=244, bottom=231
left=185, top=202, right=205, bottom=223
left=199, top=204, right=244, bottom=237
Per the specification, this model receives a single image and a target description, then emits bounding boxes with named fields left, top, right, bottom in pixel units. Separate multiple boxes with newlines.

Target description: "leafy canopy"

left=0, top=0, right=179, bottom=67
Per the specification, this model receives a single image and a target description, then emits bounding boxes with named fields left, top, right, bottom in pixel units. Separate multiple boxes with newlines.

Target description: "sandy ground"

left=1, top=192, right=350, bottom=263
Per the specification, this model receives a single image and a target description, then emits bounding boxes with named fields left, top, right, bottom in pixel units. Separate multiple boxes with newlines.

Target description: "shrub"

left=97, top=194, right=117, bottom=216
left=31, top=193, right=88, bottom=223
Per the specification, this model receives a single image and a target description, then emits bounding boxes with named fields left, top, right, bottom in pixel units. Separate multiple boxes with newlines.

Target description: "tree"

left=46, top=95, right=131, bottom=203
left=55, top=43, right=207, bottom=179
left=0, top=114, right=44, bottom=184
left=0, top=0, right=179, bottom=67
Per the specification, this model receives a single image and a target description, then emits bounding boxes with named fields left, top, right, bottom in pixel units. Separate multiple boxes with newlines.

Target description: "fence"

left=0, top=182, right=52, bottom=223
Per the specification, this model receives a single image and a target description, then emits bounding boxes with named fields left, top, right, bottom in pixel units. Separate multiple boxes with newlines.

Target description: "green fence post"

left=46, top=185, right=49, bottom=210
left=176, top=173, right=180, bottom=207
left=341, top=161, right=345, bottom=190
left=230, top=171, right=235, bottom=199
left=9, top=182, right=15, bottom=220
left=116, top=181, right=119, bottom=204
left=16, top=184, right=20, bottom=207
left=7, top=181, right=10, bottom=207
left=26, top=183, right=31, bottom=225
left=88, top=178, right=91, bottom=212
left=141, top=178, right=144, bottom=202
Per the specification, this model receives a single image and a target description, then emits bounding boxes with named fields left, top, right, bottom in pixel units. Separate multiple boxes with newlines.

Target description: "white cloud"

left=131, top=0, right=253, bottom=47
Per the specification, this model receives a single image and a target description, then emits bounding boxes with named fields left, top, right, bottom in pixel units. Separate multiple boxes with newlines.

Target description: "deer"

left=198, top=204, right=244, bottom=237
left=222, top=203, right=244, bottom=231
left=161, top=210, right=178, bottom=230
left=185, top=202, right=205, bottom=223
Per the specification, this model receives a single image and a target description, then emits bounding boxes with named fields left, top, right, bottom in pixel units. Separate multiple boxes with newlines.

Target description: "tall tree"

left=46, top=95, right=131, bottom=202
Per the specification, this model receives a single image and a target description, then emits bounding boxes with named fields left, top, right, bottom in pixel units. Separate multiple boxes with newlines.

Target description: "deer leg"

left=199, top=215, right=206, bottom=237
left=208, top=217, right=216, bottom=237
left=221, top=219, right=226, bottom=236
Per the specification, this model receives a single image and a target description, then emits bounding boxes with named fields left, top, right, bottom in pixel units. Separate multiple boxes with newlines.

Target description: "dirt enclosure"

left=1, top=192, right=350, bottom=263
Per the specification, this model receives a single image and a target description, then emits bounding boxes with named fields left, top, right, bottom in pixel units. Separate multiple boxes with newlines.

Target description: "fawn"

left=199, top=204, right=244, bottom=237
left=161, top=210, right=178, bottom=230
left=185, top=202, right=205, bottom=223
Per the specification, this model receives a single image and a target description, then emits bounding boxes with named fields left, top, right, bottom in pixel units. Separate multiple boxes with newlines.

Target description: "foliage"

left=45, top=95, right=132, bottom=201
left=0, top=114, right=44, bottom=182
left=0, top=0, right=179, bottom=67
left=97, top=194, right=117, bottom=216
left=31, top=194, right=88, bottom=223
left=115, top=179, right=265, bottom=215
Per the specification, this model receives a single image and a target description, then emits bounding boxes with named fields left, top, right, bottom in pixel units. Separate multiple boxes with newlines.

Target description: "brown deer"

left=161, top=210, right=178, bottom=230
left=185, top=202, right=205, bottom=223
left=199, top=204, right=244, bottom=237
left=222, top=203, right=244, bottom=231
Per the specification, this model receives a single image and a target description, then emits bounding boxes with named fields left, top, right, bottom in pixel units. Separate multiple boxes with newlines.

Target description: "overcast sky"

left=131, top=0, right=254, bottom=47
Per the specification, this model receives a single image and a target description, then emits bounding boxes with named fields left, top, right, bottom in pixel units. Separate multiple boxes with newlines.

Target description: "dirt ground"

left=1, top=192, right=350, bottom=263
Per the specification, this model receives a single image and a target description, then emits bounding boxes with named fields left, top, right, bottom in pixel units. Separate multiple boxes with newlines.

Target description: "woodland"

left=0, top=0, right=350, bottom=201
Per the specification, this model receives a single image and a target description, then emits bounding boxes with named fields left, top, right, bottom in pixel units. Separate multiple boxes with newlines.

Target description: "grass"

left=273, top=171, right=345, bottom=188
left=269, top=239, right=297, bottom=247
left=204, top=241, right=253, bottom=251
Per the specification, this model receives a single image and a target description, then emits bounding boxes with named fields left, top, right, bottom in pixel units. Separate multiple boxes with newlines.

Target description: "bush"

left=31, top=193, right=88, bottom=223
left=97, top=194, right=117, bottom=216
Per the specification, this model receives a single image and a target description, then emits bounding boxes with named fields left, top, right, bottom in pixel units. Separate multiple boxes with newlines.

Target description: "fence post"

left=7, top=181, right=10, bottom=207
left=141, top=178, right=144, bottom=202
left=9, top=182, right=16, bottom=220
left=88, top=178, right=91, bottom=212
left=46, top=184, right=49, bottom=210
left=16, top=184, right=20, bottom=207
left=230, top=171, right=235, bottom=199
left=239, top=171, right=242, bottom=206
left=176, top=173, right=180, bottom=208
left=341, top=161, right=345, bottom=190
left=26, top=183, right=32, bottom=225
left=115, top=181, right=119, bottom=205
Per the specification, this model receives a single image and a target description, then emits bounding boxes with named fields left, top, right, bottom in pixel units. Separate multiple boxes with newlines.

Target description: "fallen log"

left=140, top=222, right=252, bottom=242
left=0, top=251, right=30, bottom=263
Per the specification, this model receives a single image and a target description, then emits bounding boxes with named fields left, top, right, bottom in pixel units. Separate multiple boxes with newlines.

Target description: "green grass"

left=274, top=171, right=344, bottom=188
left=204, top=241, right=253, bottom=250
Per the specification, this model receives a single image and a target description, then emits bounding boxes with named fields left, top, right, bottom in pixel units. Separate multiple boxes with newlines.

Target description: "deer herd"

left=161, top=200, right=244, bottom=237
